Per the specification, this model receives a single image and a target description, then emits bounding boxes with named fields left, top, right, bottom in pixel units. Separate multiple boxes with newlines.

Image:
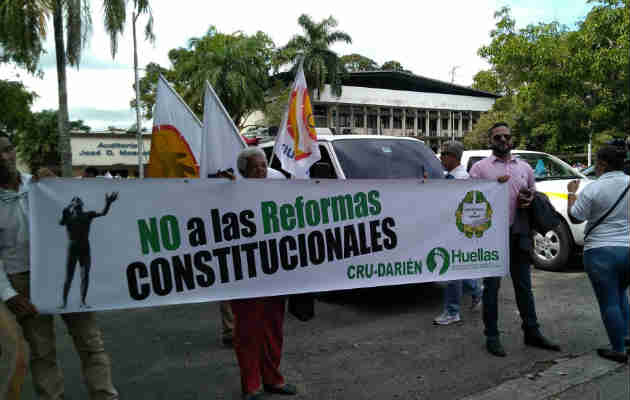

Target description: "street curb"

left=460, top=353, right=628, bottom=400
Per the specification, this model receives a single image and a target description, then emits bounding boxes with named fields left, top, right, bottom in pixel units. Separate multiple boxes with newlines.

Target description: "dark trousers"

left=482, top=235, right=540, bottom=338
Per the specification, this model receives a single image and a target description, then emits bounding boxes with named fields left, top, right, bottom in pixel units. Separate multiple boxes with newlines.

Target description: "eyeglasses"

left=491, top=134, right=511, bottom=141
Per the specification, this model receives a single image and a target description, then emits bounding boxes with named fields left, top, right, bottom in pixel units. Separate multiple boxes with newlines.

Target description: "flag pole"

left=270, top=55, right=305, bottom=170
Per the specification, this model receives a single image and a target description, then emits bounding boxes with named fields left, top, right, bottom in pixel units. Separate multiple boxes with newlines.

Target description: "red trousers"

left=231, top=296, right=286, bottom=394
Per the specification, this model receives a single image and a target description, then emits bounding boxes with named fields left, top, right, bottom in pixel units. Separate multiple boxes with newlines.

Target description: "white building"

left=309, top=71, right=498, bottom=149
left=69, top=130, right=150, bottom=177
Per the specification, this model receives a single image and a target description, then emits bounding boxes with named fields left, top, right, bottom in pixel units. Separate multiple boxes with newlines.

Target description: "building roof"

left=343, top=71, right=500, bottom=98
left=314, top=85, right=495, bottom=112
left=272, top=70, right=500, bottom=99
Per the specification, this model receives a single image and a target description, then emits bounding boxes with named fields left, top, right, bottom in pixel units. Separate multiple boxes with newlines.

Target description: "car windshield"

left=515, top=153, right=585, bottom=181
left=331, top=139, right=444, bottom=179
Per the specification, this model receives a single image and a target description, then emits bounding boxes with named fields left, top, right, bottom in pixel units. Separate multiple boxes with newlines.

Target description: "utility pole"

left=133, top=11, right=144, bottom=178
left=449, top=66, right=460, bottom=141
left=449, top=66, right=460, bottom=84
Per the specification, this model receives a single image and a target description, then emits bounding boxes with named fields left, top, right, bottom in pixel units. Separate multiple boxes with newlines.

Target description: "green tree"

left=380, top=60, right=410, bottom=73
left=278, top=14, right=352, bottom=98
left=52, top=0, right=127, bottom=176
left=133, top=27, right=274, bottom=128
left=263, top=80, right=291, bottom=128
left=131, top=61, right=170, bottom=121
left=13, top=109, right=91, bottom=173
left=0, top=80, right=36, bottom=136
left=1, top=0, right=127, bottom=176
left=471, top=70, right=505, bottom=95
left=474, top=1, right=629, bottom=154
left=0, top=0, right=49, bottom=73
left=340, top=53, right=378, bottom=72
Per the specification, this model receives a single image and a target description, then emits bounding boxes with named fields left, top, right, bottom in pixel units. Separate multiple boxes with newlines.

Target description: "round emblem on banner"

left=456, top=190, right=493, bottom=238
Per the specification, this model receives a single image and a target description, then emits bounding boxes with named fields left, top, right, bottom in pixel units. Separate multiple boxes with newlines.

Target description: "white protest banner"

left=147, top=75, right=203, bottom=178
left=200, top=81, right=247, bottom=178
left=30, top=178, right=508, bottom=313
left=272, top=59, right=321, bottom=178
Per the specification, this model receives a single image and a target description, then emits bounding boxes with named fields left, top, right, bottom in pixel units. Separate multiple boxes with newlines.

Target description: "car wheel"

left=531, top=222, right=572, bottom=271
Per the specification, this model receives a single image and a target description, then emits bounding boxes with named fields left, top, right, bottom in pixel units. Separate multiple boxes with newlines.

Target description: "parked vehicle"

left=461, top=150, right=591, bottom=271
left=580, top=165, right=596, bottom=178
left=259, top=135, right=444, bottom=180
left=243, top=127, right=334, bottom=146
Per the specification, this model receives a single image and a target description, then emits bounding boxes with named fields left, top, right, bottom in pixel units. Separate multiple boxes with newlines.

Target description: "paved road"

left=19, top=262, right=623, bottom=400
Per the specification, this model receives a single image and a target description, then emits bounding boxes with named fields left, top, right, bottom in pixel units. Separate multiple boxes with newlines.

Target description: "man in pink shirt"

left=469, top=122, right=560, bottom=357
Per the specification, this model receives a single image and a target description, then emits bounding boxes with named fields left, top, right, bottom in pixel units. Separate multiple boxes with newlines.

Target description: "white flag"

left=272, top=60, right=321, bottom=178
left=200, top=82, right=247, bottom=178
left=147, top=75, right=202, bottom=178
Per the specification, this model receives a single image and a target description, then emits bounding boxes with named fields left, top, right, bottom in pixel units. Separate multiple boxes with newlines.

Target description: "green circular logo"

left=427, top=247, right=450, bottom=275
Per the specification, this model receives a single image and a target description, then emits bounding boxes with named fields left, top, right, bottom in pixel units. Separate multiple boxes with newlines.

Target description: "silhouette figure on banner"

left=59, top=192, right=119, bottom=309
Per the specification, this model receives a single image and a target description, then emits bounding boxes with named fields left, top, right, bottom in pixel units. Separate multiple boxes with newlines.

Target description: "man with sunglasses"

left=469, top=122, right=561, bottom=357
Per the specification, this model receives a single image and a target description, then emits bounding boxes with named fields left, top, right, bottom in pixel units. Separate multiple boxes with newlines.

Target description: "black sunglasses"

left=491, top=134, right=511, bottom=141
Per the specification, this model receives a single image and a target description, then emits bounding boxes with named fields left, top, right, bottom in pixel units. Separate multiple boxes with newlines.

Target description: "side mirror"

left=310, top=162, right=335, bottom=179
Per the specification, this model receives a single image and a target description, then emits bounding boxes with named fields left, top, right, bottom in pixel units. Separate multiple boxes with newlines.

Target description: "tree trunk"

left=133, top=12, right=144, bottom=178
left=53, top=0, right=72, bottom=177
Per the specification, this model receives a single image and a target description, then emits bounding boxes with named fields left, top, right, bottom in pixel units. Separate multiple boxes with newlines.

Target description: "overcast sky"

left=0, top=0, right=594, bottom=131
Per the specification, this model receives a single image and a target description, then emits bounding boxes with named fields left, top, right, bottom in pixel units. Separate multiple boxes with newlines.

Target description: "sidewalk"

left=461, top=352, right=629, bottom=400
left=552, top=366, right=629, bottom=400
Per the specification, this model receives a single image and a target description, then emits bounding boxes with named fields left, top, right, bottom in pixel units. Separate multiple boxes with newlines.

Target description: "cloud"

left=1, top=0, right=595, bottom=132
left=69, top=107, right=134, bottom=127
left=37, top=47, right=132, bottom=71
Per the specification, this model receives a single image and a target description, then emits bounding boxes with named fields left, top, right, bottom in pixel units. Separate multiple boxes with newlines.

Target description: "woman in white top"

left=567, top=145, right=630, bottom=363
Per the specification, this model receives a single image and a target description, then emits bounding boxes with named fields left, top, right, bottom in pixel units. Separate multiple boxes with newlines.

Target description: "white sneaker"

left=433, top=312, right=461, bottom=325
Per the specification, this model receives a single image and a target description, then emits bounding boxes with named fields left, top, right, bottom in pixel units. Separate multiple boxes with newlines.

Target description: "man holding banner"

left=0, top=134, right=119, bottom=400
left=434, top=141, right=482, bottom=326
left=470, top=122, right=561, bottom=357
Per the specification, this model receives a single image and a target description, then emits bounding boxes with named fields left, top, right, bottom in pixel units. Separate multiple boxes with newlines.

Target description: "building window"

left=430, top=119, right=438, bottom=136
left=314, top=105, right=327, bottom=127
left=367, top=115, right=377, bottom=129
left=406, top=117, right=415, bottom=130
left=381, top=116, right=389, bottom=129
left=353, top=108, right=363, bottom=128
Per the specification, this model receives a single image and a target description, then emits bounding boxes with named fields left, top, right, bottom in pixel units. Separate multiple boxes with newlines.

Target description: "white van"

left=259, top=134, right=444, bottom=180
left=461, top=150, right=591, bottom=271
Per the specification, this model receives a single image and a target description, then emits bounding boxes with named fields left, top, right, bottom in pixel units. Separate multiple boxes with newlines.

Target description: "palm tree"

left=278, top=14, right=352, bottom=98
left=130, top=0, right=155, bottom=178
left=0, top=0, right=50, bottom=73
left=1, top=0, right=126, bottom=176
left=177, top=28, right=274, bottom=128
left=52, top=0, right=126, bottom=176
